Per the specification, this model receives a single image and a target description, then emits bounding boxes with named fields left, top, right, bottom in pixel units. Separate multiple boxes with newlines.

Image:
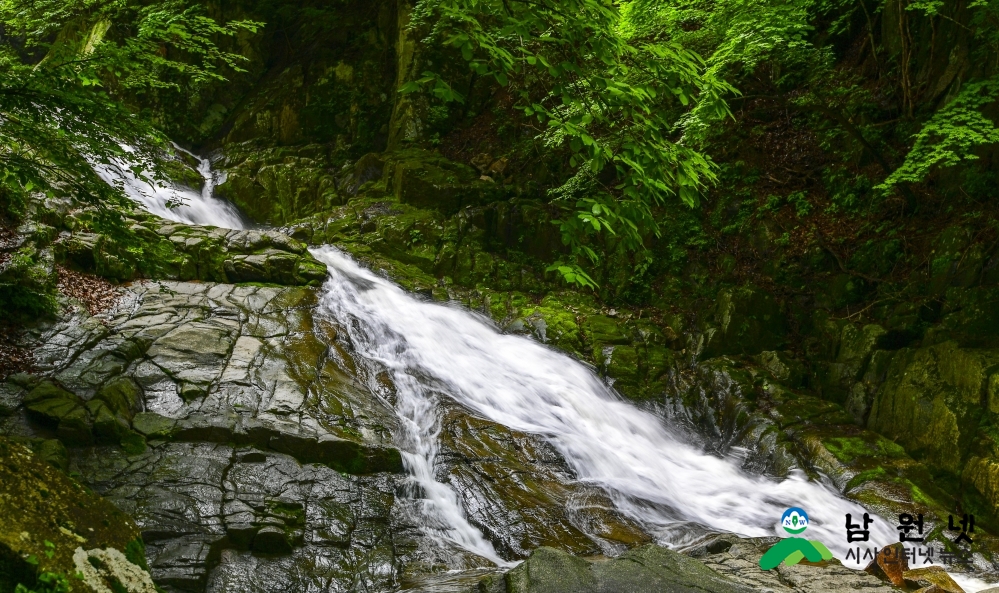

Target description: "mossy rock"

left=95, top=377, right=143, bottom=420
left=87, top=400, right=131, bottom=444
left=8, top=438, right=69, bottom=472
left=24, top=381, right=75, bottom=406
left=131, top=412, right=177, bottom=440
left=55, top=211, right=325, bottom=287
left=0, top=438, right=148, bottom=590
left=475, top=545, right=752, bottom=593
left=387, top=149, right=506, bottom=215
left=703, top=285, right=787, bottom=358
left=927, top=226, right=981, bottom=295
left=868, top=341, right=997, bottom=474
left=586, top=315, right=631, bottom=347
left=756, top=351, right=806, bottom=387
left=24, top=381, right=96, bottom=446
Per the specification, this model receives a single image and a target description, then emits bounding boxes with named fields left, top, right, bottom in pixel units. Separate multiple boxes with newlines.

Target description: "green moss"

left=868, top=341, right=995, bottom=474
left=219, top=146, right=342, bottom=225
left=266, top=501, right=306, bottom=528
left=908, top=482, right=939, bottom=508
left=522, top=299, right=584, bottom=354
left=0, top=439, right=144, bottom=581
left=12, top=439, right=69, bottom=472
left=120, top=432, right=147, bottom=456
left=124, top=539, right=148, bottom=572
left=823, top=435, right=907, bottom=465
left=844, top=466, right=887, bottom=491
left=96, top=378, right=142, bottom=419
left=0, top=247, right=58, bottom=322
left=160, top=157, right=204, bottom=191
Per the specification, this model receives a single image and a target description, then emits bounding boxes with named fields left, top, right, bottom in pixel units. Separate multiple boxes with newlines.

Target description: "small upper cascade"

left=93, top=148, right=246, bottom=230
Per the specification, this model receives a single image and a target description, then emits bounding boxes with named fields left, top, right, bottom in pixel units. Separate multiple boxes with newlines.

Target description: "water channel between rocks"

left=96, top=156, right=992, bottom=591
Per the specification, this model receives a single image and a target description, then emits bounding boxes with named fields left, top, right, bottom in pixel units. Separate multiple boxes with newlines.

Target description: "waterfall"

left=310, top=247, right=901, bottom=566
left=99, top=153, right=993, bottom=591
left=93, top=148, right=246, bottom=229
left=95, top=151, right=507, bottom=565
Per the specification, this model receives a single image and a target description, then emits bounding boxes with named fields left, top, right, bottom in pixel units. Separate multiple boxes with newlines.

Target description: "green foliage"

left=15, top=571, right=72, bottom=593
left=546, top=263, right=599, bottom=289
left=0, top=0, right=259, bottom=320
left=0, top=0, right=260, bottom=218
left=878, top=1, right=999, bottom=193
left=620, top=0, right=835, bottom=85
left=406, top=0, right=736, bottom=287
left=1, top=184, right=28, bottom=220
left=0, top=247, right=58, bottom=321
left=879, top=77, right=999, bottom=191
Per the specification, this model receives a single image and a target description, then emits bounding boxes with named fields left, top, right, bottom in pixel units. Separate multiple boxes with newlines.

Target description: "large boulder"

left=0, top=438, right=153, bottom=592
left=216, top=144, right=342, bottom=225
left=475, top=545, right=753, bottom=593
left=868, top=341, right=997, bottom=474
left=437, top=405, right=649, bottom=559
left=388, top=149, right=506, bottom=215
left=55, top=215, right=328, bottom=287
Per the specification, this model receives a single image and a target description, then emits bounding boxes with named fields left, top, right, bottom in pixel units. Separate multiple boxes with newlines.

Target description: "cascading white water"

left=378, top=362, right=509, bottom=566
left=309, top=246, right=905, bottom=567
left=97, top=152, right=507, bottom=565
left=101, top=154, right=993, bottom=590
left=93, top=149, right=246, bottom=229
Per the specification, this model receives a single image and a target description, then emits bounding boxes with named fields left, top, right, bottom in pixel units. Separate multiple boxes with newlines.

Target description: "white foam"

left=94, top=148, right=245, bottom=229
left=310, top=246, right=903, bottom=567
left=105, top=154, right=995, bottom=588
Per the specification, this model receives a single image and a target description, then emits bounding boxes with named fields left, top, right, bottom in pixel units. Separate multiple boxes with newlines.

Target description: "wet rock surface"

left=4, top=280, right=402, bottom=466
left=693, top=536, right=895, bottom=593
left=59, top=214, right=331, bottom=286
left=7, top=185, right=999, bottom=590
left=435, top=403, right=650, bottom=559
left=0, top=279, right=422, bottom=591
left=2, top=271, right=681, bottom=591
left=0, top=437, right=150, bottom=593
left=471, top=539, right=899, bottom=593
left=473, top=545, right=754, bottom=593
left=72, top=442, right=409, bottom=592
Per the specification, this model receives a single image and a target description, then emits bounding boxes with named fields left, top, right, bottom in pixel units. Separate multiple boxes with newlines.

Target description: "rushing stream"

left=311, top=245, right=898, bottom=562
left=99, top=154, right=993, bottom=591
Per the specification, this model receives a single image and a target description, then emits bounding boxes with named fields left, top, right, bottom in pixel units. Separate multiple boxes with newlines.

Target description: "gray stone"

left=436, top=402, right=648, bottom=558
left=224, top=521, right=257, bottom=549
left=476, top=545, right=754, bottom=593
left=131, top=412, right=177, bottom=439
left=251, top=526, right=292, bottom=554
left=697, top=536, right=895, bottom=593
left=147, top=321, right=234, bottom=390
left=0, top=382, right=25, bottom=416
left=69, top=442, right=415, bottom=592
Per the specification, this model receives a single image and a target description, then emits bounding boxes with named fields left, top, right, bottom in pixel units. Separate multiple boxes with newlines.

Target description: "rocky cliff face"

left=4, top=1, right=999, bottom=591
left=1, top=222, right=933, bottom=593
left=7, top=179, right=999, bottom=591
left=6, top=167, right=999, bottom=590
